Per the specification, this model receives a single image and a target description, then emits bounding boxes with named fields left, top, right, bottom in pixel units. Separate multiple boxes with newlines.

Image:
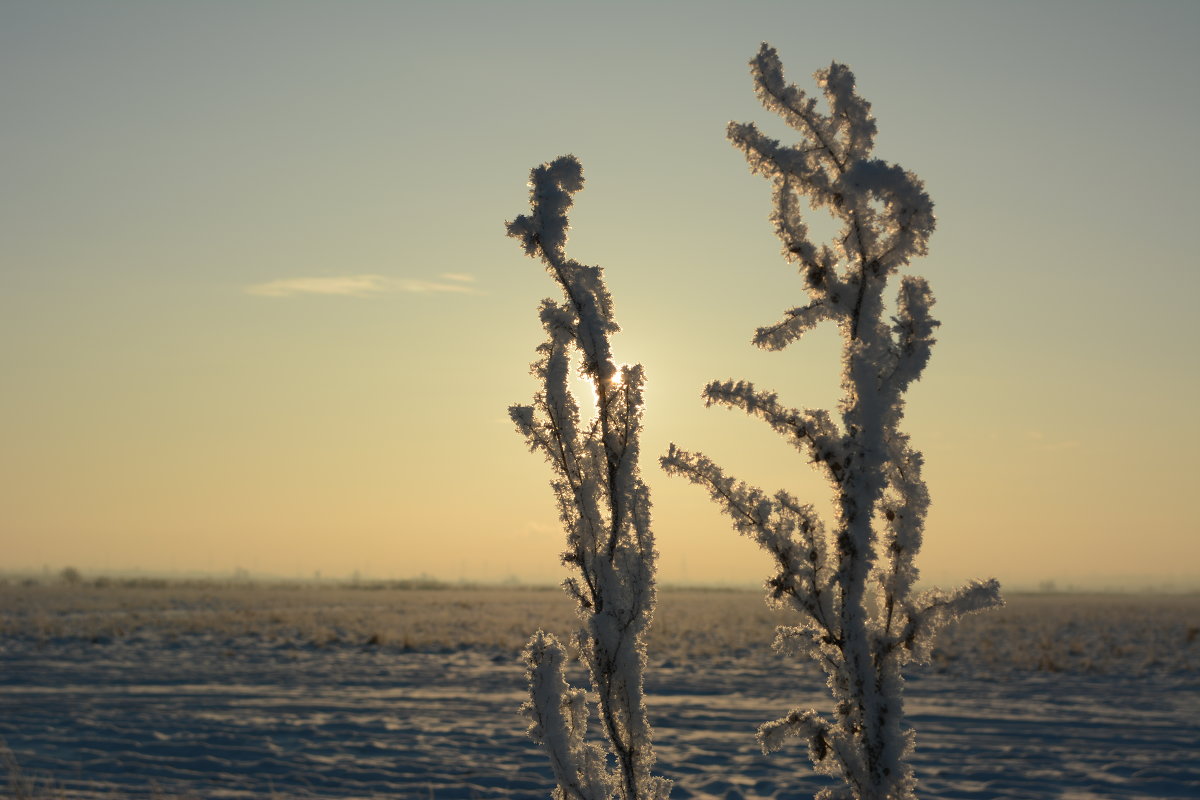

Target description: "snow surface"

left=0, top=586, right=1196, bottom=799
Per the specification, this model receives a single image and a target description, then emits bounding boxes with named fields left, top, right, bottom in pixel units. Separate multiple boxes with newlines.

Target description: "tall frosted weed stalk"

left=508, top=156, right=670, bottom=800
left=661, top=45, right=1001, bottom=800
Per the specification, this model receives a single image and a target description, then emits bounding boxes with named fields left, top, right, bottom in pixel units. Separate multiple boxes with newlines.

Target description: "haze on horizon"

left=2, top=1, right=1198, bottom=592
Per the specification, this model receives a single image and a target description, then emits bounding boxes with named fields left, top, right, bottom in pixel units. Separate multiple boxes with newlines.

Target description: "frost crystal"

left=662, top=44, right=1002, bottom=800
left=508, top=156, right=669, bottom=800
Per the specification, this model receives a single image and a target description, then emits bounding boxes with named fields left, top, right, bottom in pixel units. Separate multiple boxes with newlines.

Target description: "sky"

left=2, top=0, right=1198, bottom=590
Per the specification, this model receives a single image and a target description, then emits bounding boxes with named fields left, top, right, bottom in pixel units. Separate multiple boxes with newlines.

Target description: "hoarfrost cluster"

left=508, top=156, right=669, bottom=800
left=661, top=45, right=1002, bottom=800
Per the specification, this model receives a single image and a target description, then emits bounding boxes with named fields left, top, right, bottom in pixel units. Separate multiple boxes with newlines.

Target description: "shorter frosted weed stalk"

left=661, top=45, right=1002, bottom=800
left=508, top=156, right=670, bottom=800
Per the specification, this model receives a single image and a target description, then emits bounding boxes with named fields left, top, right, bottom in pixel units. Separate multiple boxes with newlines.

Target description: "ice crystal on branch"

left=508, top=155, right=669, bottom=800
left=662, top=44, right=1001, bottom=800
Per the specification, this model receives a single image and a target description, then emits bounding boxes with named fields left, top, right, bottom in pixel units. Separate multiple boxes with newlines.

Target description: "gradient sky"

left=3, top=1, right=1197, bottom=589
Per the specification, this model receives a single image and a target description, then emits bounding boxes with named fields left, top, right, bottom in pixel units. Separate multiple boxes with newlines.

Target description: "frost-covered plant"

left=508, top=155, right=670, bottom=800
left=661, top=45, right=1002, bottom=800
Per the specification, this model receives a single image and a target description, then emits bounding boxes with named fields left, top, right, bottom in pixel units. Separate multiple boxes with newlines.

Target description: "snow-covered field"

left=1, top=583, right=1196, bottom=799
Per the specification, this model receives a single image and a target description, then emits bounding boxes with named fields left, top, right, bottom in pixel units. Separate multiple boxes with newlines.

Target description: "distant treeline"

left=1, top=569, right=1195, bottom=595
left=0, top=569, right=564, bottom=592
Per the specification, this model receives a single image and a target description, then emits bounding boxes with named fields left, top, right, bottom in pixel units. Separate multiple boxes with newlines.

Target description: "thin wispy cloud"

left=245, top=273, right=480, bottom=298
